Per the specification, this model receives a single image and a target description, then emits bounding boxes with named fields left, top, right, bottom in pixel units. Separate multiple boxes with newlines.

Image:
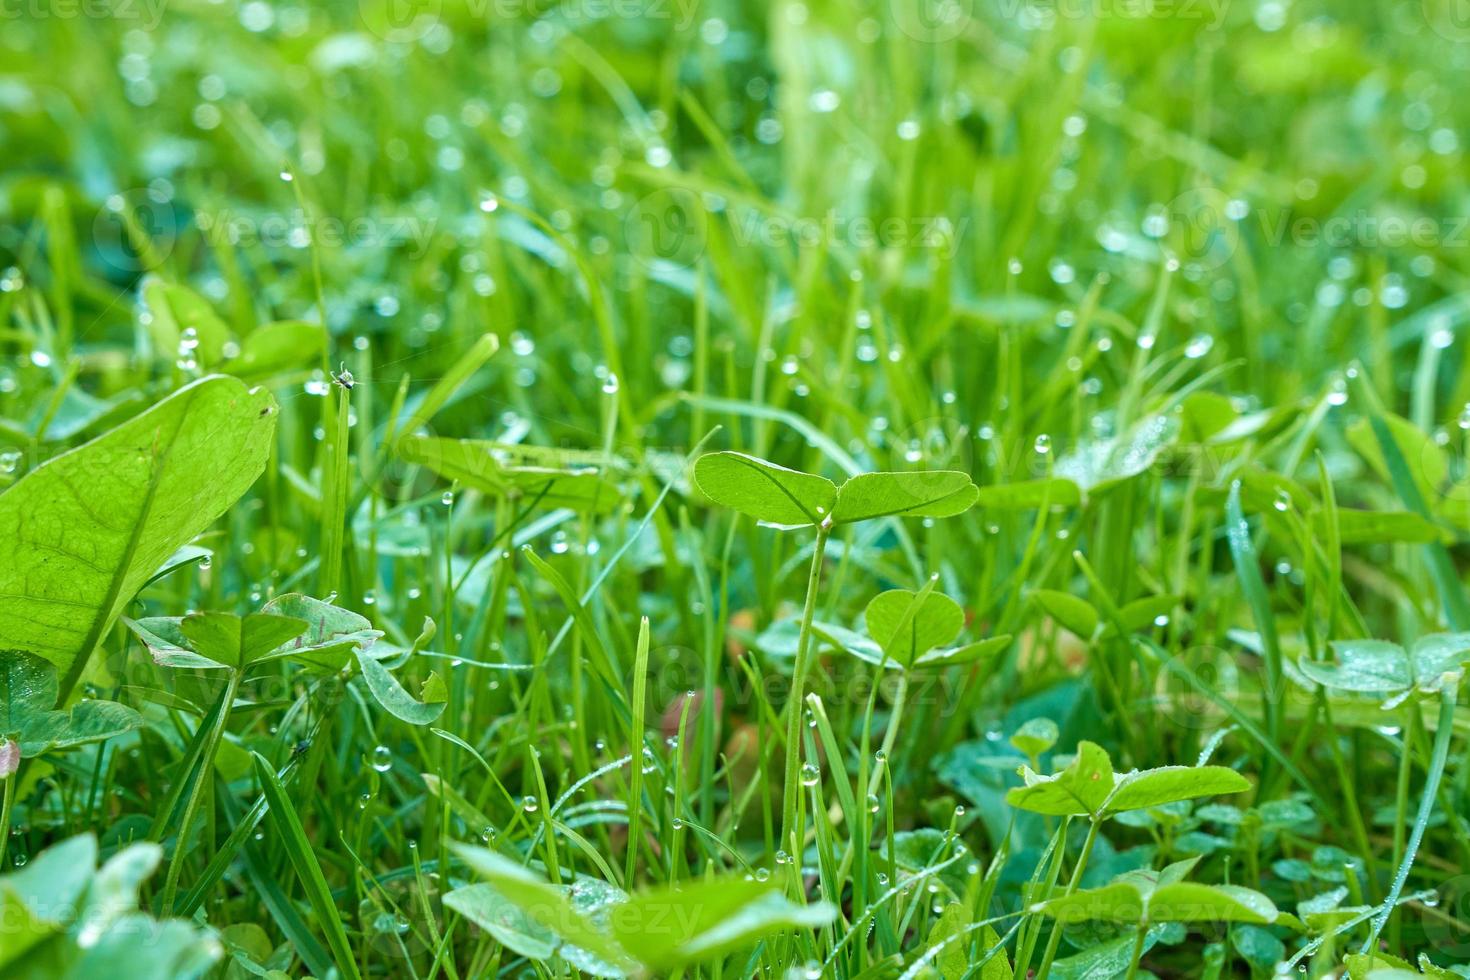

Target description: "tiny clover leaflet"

left=126, top=594, right=382, bottom=674
left=450, top=843, right=835, bottom=973
left=813, top=586, right=1009, bottom=672
left=1035, top=858, right=1283, bottom=927
left=1299, top=633, right=1470, bottom=707
left=0, top=649, right=142, bottom=778
left=1006, top=740, right=1250, bottom=818
left=692, top=451, right=977, bottom=529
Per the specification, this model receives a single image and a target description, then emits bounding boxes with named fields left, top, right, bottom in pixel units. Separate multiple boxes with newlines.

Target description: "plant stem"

left=1361, top=685, right=1459, bottom=955
left=779, top=523, right=830, bottom=876
left=1035, top=816, right=1103, bottom=980
left=1122, top=924, right=1148, bottom=980
left=161, top=669, right=241, bottom=913
left=0, top=775, right=15, bottom=869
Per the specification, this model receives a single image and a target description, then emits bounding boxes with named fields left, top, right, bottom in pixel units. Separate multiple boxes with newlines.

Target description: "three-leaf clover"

left=1035, top=857, right=1284, bottom=928
left=1006, top=740, right=1251, bottom=820
left=0, top=649, right=141, bottom=779
left=692, top=451, right=978, bottom=529
left=1298, top=634, right=1470, bottom=709
left=127, top=593, right=384, bottom=675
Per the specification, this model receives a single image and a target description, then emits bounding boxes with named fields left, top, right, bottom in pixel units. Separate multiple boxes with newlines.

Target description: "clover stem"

left=780, top=522, right=830, bottom=881
left=1035, top=816, right=1103, bottom=980
left=1122, top=923, right=1148, bottom=980
left=161, top=668, right=241, bottom=914
left=1362, top=685, right=1458, bottom=956
left=0, top=775, right=14, bottom=868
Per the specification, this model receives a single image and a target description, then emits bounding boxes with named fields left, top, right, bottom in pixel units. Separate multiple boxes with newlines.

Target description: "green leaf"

left=254, top=594, right=382, bottom=670
left=608, top=877, right=835, bottom=969
left=450, top=844, right=633, bottom=971
left=1006, top=741, right=1114, bottom=817
left=1032, top=590, right=1099, bottom=638
left=929, top=902, right=970, bottom=980
left=913, top=636, right=1010, bottom=670
left=829, top=470, right=978, bottom=523
left=1010, top=717, right=1060, bottom=757
left=1038, top=868, right=1280, bottom=926
left=177, top=612, right=310, bottom=670
left=443, top=883, right=556, bottom=961
left=142, top=278, right=230, bottom=368
left=0, top=376, right=277, bottom=692
left=1053, top=415, right=1178, bottom=494
left=356, top=650, right=446, bottom=725
left=1300, top=640, right=1409, bottom=694
left=0, top=650, right=140, bottom=762
left=398, top=436, right=623, bottom=514
left=252, top=754, right=362, bottom=980
left=1107, top=766, right=1252, bottom=813
left=692, top=451, right=837, bottom=528
left=864, top=589, right=964, bottom=669
left=227, top=320, right=327, bottom=379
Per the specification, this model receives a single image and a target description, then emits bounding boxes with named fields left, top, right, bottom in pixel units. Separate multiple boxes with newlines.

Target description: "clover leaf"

left=0, top=650, right=141, bottom=778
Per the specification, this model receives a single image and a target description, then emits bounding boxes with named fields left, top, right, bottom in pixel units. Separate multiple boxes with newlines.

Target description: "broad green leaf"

left=865, top=589, right=964, bottom=668
left=1038, top=871, right=1279, bottom=926
left=443, top=883, right=556, bottom=961
left=1231, top=923, right=1286, bottom=970
left=1053, top=415, right=1178, bottom=494
left=1010, top=717, right=1060, bottom=757
left=829, top=470, right=978, bottom=523
left=0, top=376, right=276, bottom=691
left=692, top=451, right=837, bottom=528
left=1006, top=741, right=1114, bottom=817
left=227, top=320, right=327, bottom=379
left=1107, top=766, right=1252, bottom=813
left=142, top=278, right=229, bottom=368
left=398, top=436, right=623, bottom=514
left=1300, top=640, right=1408, bottom=694
left=929, top=902, right=970, bottom=980
left=76, top=843, right=163, bottom=945
left=0, top=835, right=97, bottom=967
left=1032, top=590, right=1099, bottom=638
left=0, top=650, right=141, bottom=762
left=451, top=845, right=632, bottom=971
left=609, top=877, right=835, bottom=969
left=356, top=650, right=446, bottom=725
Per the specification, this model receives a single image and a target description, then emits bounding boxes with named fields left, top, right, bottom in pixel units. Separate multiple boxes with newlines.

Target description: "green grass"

left=3, top=1, right=1470, bottom=977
